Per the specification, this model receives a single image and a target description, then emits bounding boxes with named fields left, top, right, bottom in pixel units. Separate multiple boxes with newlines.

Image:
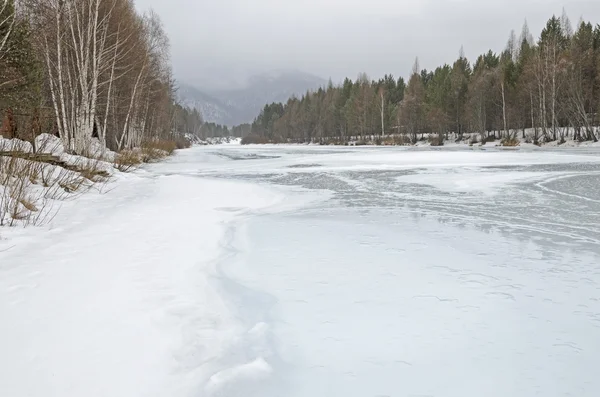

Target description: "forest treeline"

left=0, top=0, right=202, bottom=155
left=248, top=13, right=600, bottom=145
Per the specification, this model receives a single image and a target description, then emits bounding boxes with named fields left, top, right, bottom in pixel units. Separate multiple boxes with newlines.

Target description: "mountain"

left=178, top=70, right=327, bottom=126
left=176, top=85, right=235, bottom=125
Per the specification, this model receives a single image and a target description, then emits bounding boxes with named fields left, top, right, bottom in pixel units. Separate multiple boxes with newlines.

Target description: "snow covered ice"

left=2, top=145, right=600, bottom=397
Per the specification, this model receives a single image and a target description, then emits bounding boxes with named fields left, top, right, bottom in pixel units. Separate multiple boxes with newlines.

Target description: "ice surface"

left=195, top=146, right=600, bottom=397
left=1, top=145, right=600, bottom=397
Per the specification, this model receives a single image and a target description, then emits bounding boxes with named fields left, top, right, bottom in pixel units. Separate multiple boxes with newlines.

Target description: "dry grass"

left=76, top=160, right=111, bottom=182
left=381, top=135, right=411, bottom=146
left=501, top=137, right=520, bottom=147
left=1, top=135, right=188, bottom=229
left=480, top=135, right=498, bottom=145
left=138, top=138, right=191, bottom=163
left=173, top=135, right=192, bottom=150
left=18, top=197, right=38, bottom=212
left=1, top=139, right=109, bottom=227
left=140, top=140, right=175, bottom=162
left=241, top=134, right=269, bottom=145
left=141, top=147, right=168, bottom=163
left=428, top=134, right=444, bottom=147
left=0, top=155, right=42, bottom=226
left=114, top=149, right=142, bottom=172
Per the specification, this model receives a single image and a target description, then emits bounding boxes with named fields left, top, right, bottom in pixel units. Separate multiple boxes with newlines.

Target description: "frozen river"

left=2, top=145, right=600, bottom=397
left=175, top=146, right=600, bottom=397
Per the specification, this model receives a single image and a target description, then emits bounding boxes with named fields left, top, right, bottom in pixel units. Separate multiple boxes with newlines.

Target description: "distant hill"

left=176, top=85, right=234, bottom=125
left=178, top=70, right=327, bottom=126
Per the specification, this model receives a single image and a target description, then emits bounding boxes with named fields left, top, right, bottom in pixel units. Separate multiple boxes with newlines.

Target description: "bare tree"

left=25, top=0, right=121, bottom=153
left=0, top=0, right=15, bottom=61
left=378, top=86, right=385, bottom=137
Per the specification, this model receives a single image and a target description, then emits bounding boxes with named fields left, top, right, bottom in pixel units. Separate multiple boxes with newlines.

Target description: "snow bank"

left=35, top=134, right=117, bottom=162
left=88, top=138, right=117, bottom=162
left=34, top=133, right=65, bottom=156
left=0, top=136, right=33, bottom=153
left=59, top=152, right=115, bottom=175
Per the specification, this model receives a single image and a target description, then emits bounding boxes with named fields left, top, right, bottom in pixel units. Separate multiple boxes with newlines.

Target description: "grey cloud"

left=135, top=0, right=600, bottom=89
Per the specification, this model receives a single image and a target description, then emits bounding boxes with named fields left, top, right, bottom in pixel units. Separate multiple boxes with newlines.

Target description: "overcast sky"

left=134, top=0, right=600, bottom=90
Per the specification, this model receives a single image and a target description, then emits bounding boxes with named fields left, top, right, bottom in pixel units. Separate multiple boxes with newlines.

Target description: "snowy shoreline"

left=0, top=147, right=315, bottom=397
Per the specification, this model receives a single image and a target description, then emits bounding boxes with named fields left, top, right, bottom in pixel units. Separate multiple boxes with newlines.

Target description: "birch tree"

left=25, top=0, right=118, bottom=153
left=0, top=0, right=15, bottom=61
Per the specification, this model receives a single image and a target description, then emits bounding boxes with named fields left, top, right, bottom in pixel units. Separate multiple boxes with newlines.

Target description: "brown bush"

left=139, top=137, right=190, bottom=160
left=114, top=150, right=142, bottom=172
left=481, top=135, right=497, bottom=145
left=381, top=135, right=411, bottom=146
left=0, top=149, right=112, bottom=228
left=0, top=156, right=43, bottom=226
left=325, top=138, right=344, bottom=145
left=428, top=134, right=444, bottom=146
left=143, top=140, right=177, bottom=155
left=18, top=198, right=38, bottom=212
left=241, top=134, right=269, bottom=145
left=139, top=140, right=175, bottom=163
left=501, top=137, right=520, bottom=147
left=173, top=135, right=192, bottom=149
left=141, top=148, right=167, bottom=163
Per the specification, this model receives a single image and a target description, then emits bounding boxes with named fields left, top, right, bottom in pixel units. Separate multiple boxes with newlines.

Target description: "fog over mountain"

left=178, top=70, right=326, bottom=125
left=135, top=0, right=600, bottom=87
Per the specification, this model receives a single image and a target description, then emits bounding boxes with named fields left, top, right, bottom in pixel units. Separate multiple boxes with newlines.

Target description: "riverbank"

left=240, top=131, right=600, bottom=149
left=0, top=134, right=190, bottom=232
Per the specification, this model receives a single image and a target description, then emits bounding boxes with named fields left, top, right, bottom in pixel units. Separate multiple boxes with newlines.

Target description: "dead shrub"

left=140, top=140, right=181, bottom=162
left=326, top=138, right=344, bottom=145
left=0, top=143, right=113, bottom=228
left=75, top=159, right=111, bottom=182
left=241, top=134, right=269, bottom=145
left=428, top=134, right=444, bottom=146
left=43, top=160, right=97, bottom=200
left=58, top=179, right=85, bottom=193
left=141, top=147, right=167, bottom=163
left=501, top=137, right=520, bottom=147
left=381, top=135, right=411, bottom=146
left=40, top=164, right=55, bottom=187
left=143, top=140, right=177, bottom=155
left=28, top=162, right=42, bottom=184
left=481, top=135, right=497, bottom=145
left=18, top=198, right=38, bottom=213
left=173, top=135, right=192, bottom=149
left=0, top=156, right=44, bottom=227
left=114, top=150, right=142, bottom=172
left=41, top=167, right=75, bottom=199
